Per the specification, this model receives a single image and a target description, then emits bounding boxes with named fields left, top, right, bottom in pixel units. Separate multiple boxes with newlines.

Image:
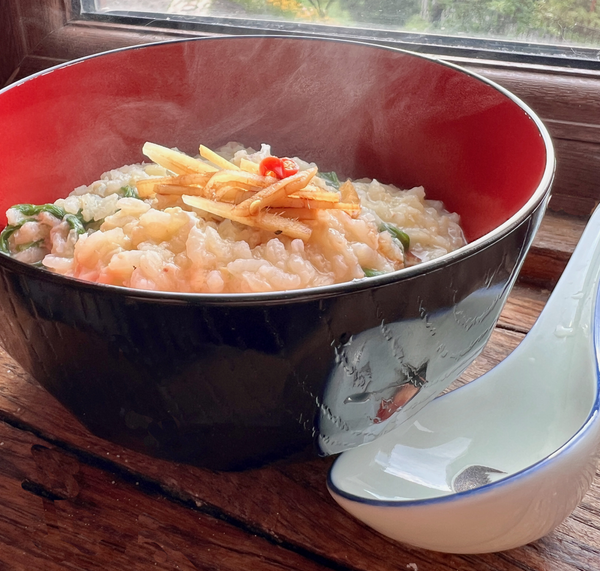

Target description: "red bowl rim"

left=0, top=36, right=555, bottom=304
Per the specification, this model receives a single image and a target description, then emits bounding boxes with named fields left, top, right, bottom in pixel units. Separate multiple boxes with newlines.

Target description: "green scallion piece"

left=0, top=227, right=16, bottom=254
left=319, top=171, right=341, bottom=190
left=379, top=222, right=410, bottom=252
left=362, top=268, right=386, bottom=278
left=120, top=185, right=140, bottom=199
left=0, top=219, right=31, bottom=254
left=64, top=214, right=86, bottom=234
left=12, top=203, right=66, bottom=220
left=16, top=239, right=44, bottom=253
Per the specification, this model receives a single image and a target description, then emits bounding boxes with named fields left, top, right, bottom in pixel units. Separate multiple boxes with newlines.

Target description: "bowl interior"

left=0, top=37, right=549, bottom=242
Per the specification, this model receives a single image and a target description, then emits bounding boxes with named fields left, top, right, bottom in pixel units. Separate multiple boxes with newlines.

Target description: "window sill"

left=7, top=18, right=600, bottom=219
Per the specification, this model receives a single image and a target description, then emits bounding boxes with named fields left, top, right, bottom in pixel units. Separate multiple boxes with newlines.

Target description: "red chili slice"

left=259, top=156, right=299, bottom=179
left=373, top=383, right=422, bottom=424
left=259, top=156, right=282, bottom=178
left=280, top=158, right=299, bottom=178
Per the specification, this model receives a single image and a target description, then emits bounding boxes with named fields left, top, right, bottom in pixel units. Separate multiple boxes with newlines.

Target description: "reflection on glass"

left=92, top=0, right=600, bottom=50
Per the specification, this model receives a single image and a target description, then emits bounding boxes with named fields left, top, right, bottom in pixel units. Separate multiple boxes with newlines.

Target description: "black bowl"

left=0, top=37, right=554, bottom=470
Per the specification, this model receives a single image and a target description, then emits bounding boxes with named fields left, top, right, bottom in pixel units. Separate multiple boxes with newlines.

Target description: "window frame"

left=3, top=0, right=600, bottom=219
left=79, top=4, right=600, bottom=70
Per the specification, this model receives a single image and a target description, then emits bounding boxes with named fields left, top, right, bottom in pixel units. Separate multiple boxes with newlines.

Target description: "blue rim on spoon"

left=328, top=204, right=600, bottom=552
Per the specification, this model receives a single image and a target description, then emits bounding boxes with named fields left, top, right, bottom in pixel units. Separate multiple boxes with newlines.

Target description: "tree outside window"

left=95, top=0, right=600, bottom=48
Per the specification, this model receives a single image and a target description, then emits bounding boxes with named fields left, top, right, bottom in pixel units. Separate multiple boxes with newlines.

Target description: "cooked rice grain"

left=4, top=144, right=466, bottom=293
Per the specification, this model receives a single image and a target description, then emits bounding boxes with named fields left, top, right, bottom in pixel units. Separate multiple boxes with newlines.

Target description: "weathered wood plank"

left=544, top=119, right=600, bottom=145
left=0, top=281, right=598, bottom=570
left=12, top=54, right=68, bottom=82
left=18, top=0, right=69, bottom=54
left=0, top=419, right=334, bottom=571
left=0, top=343, right=456, bottom=571
left=551, top=139, right=600, bottom=213
left=0, top=0, right=27, bottom=87
left=1, top=9, right=598, bottom=568
left=30, top=20, right=210, bottom=61
left=520, top=210, right=587, bottom=288
left=497, top=282, right=549, bottom=333
left=472, top=67, right=600, bottom=133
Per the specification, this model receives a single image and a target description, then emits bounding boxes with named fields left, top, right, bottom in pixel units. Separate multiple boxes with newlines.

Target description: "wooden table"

left=1, top=211, right=597, bottom=571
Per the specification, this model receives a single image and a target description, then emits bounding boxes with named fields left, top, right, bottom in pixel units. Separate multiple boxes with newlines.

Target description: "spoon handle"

left=442, top=205, right=600, bottom=398
left=459, top=204, right=600, bottom=401
left=531, top=205, right=600, bottom=336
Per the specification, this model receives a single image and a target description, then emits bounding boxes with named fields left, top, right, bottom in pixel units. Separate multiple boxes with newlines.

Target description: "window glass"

left=87, top=0, right=600, bottom=62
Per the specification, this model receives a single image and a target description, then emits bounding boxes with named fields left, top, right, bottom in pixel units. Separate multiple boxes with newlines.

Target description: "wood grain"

left=11, top=54, right=68, bottom=81
left=0, top=281, right=598, bottom=570
left=471, top=67, right=600, bottom=133
left=0, top=0, right=27, bottom=87
left=1, top=7, right=600, bottom=570
left=497, top=283, right=549, bottom=333
left=0, top=421, right=333, bottom=571
left=545, top=119, right=600, bottom=145
left=7, top=20, right=600, bottom=218
left=3, top=4, right=600, bottom=219
left=29, top=20, right=214, bottom=61
left=18, top=0, right=69, bottom=54
left=551, top=138, right=600, bottom=210
left=518, top=210, right=587, bottom=289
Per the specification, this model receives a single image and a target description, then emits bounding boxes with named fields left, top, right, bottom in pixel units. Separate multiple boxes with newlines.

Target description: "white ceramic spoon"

left=328, top=205, right=600, bottom=554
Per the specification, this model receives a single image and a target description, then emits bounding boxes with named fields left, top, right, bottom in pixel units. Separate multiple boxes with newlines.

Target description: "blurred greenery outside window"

left=86, top=0, right=600, bottom=64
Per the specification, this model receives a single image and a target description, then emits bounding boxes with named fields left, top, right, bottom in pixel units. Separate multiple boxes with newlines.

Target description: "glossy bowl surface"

left=0, top=37, right=554, bottom=470
left=328, top=205, right=600, bottom=553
